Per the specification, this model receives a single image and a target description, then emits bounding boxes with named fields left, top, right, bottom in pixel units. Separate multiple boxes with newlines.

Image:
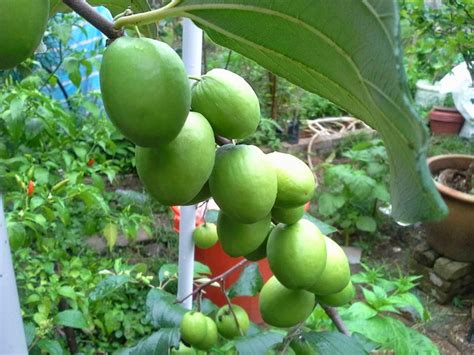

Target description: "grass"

left=427, top=135, right=474, bottom=157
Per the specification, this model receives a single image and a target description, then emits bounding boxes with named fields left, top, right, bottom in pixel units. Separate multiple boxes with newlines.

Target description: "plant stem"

left=62, top=0, right=123, bottom=40
left=188, top=75, right=201, bottom=81
left=114, top=0, right=183, bottom=29
left=215, top=135, right=232, bottom=146
left=221, top=281, right=244, bottom=337
left=176, top=259, right=249, bottom=304
left=321, top=305, right=350, bottom=336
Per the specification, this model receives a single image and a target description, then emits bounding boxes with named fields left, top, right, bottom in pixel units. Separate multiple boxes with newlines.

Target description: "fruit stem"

left=321, top=305, right=351, bottom=336
left=114, top=0, right=184, bottom=29
left=176, top=259, right=249, bottom=304
left=188, top=75, right=202, bottom=82
left=221, top=281, right=244, bottom=337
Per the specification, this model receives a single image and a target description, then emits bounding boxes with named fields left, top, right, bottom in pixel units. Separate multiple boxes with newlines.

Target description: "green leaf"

left=389, top=292, right=426, bottom=321
left=89, top=274, right=132, bottom=301
left=302, top=212, right=337, bottom=235
left=103, top=222, right=118, bottom=252
left=318, top=193, right=346, bottom=216
left=174, top=0, right=447, bottom=223
left=158, top=263, right=178, bottom=283
left=193, top=261, right=212, bottom=278
left=355, top=216, right=377, bottom=232
left=146, top=289, right=186, bottom=328
left=24, top=322, right=36, bottom=347
left=228, top=263, right=263, bottom=298
left=34, top=167, right=49, bottom=185
left=302, top=331, right=367, bottom=355
left=58, top=286, right=77, bottom=300
left=343, top=302, right=378, bottom=321
left=37, top=339, right=64, bottom=355
left=114, top=328, right=180, bottom=355
left=55, top=310, right=88, bottom=329
left=234, top=331, right=284, bottom=355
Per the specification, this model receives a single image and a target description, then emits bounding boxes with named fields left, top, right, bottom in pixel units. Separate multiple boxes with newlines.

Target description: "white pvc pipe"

left=0, top=195, right=28, bottom=354
left=177, top=18, right=203, bottom=310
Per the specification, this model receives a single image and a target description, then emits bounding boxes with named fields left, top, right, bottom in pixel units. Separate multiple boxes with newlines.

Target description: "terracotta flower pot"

left=425, top=155, right=474, bottom=262
left=428, top=107, right=464, bottom=135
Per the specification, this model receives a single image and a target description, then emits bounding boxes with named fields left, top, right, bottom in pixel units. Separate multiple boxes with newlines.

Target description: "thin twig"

left=221, top=280, right=244, bottom=337
left=62, top=0, right=123, bottom=40
left=321, top=305, right=350, bottom=336
left=280, top=320, right=305, bottom=354
left=176, top=259, right=249, bottom=304
left=215, top=135, right=232, bottom=146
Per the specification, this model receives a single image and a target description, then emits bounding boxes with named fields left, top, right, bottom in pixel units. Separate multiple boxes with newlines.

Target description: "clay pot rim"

left=431, top=106, right=460, bottom=112
left=427, top=154, right=474, bottom=204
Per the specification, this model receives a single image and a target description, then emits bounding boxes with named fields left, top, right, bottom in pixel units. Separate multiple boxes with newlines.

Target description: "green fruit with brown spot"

left=0, top=0, right=49, bottom=70
left=100, top=37, right=191, bottom=147
left=135, top=112, right=215, bottom=205
left=210, top=144, right=277, bottom=223
left=191, top=68, right=260, bottom=139
left=215, top=304, right=249, bottom=339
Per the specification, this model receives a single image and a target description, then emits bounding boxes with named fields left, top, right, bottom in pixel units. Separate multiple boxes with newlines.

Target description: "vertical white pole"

left=178, top=18, right=202, bottom=310
left=0, top=195, right=28, bottom=354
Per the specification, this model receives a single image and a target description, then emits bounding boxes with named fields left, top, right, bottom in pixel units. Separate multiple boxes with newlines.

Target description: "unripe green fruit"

left=136, top=112, right=215, bottom=205
left=193, top=223, right=218, bottom=249
left=265, top=345, right=296, bottom=355
left=307, top=237, right=351, bottom=295
left=0, top=0, right=49, bottom=70
left=271, top=205, right=305, bottom=225
left=100, top=37, right=191, bottom=147
left=217, top=212, right=271, bottom=257
left=210, top=144, right=277, bottom=223
left=191, top=68, right=260, bottom=139
left=244, top=226, right=273, bottom=261
left=290, top=336, right=318, bottom=355
left=180, top=311, right=207, bottom=346
left=171, top=342, right=196, bottom=354
left=259, top=276, right=315, bottom=328
left=267, top=152, right=316, bottom=208
left=215, top=304, right=250, bottom=339
left=183, top=182, right=211, bottom=205
left=195, top=317, right=218, bottom=351
left=267, top=219, right=327, bottom=289
left=317, top=281, right=355, bottom=307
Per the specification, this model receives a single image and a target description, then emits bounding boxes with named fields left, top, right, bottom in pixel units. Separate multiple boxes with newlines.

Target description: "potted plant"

left=425, top=154, right=474, bottom=262
left=428, top=93, right=465, bottom=135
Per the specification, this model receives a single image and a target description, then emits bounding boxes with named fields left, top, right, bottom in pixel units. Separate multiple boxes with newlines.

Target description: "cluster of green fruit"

left=175, top=305, right=249, bottom=353
left=99, top=34, right=355, bottom=333
left=0, top=0, right=50, bottom=70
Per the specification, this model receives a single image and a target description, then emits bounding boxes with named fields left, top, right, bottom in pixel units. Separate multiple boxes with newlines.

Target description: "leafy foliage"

left=227, top=263, right=263, bottom=298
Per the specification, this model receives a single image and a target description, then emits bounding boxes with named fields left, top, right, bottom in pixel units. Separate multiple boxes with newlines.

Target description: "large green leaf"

left=233, top=331, right=284, bottom=355
left=167, top=0, right=447, bottom=223
left=303, top=331, right=368, bottom=355
left=51, top=0, right=157, bottom=38
left=146, top=288, right=187, bottom=328
left=228, top=263, right=263, bottom=298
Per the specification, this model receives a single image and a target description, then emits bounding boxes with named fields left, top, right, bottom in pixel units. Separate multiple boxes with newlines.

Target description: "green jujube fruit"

left=271, top=205, right=306, bottom=225
left=317, top=281, right=355, bottom=307
left=180, top=311, right=208, bottom=346
left=215, top=304, right=250, bottom=339
left=267, top=152, right=316, bottom=208
left=217, top=212, right=271, bottom=257
left=307, top=237, right=351, bottom=296
left=191, top=68, right=260, bottom=139
left=244, top=226, right=273, bottom=261
left=210, top=144, right=277, bottom=223
left=193, top=223, right=218, bottom=249
left=267, top=219, right=327, bottom=289
left=183, top=182, right=211, bottom=205
left=195, top=317, right=218, bottom=351
left=259, top=276, right=315, bottom=328
left=136, top=112, right=215, bottom=205
left=171, top=343, right=196, bottom=354
left=100, top=37, right=191, bottom=147
left=0, top=0, right=49, bottom=70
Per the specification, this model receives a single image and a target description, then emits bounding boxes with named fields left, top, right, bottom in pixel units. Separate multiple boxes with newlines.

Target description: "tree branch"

left=62, top=0, right=123, bottom=40
left=176, top=259, right=249, bottom=304
left=321, top=305, right=351, bottom=336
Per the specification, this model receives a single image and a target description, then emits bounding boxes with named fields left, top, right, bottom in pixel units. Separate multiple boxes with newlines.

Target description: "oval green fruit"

left=180, top=311, right=207, bottom=346
left=193, top=223, right=218, bottom=249
left=171, top=342, right=196, bottom=354
left=265, top=345, right=296, bottom=355
left=307, top=237, right=351, bottom=295
left=317, top=281, right=355, bottom=307
left=0, top=0, right=49, bottom=70
left=244, top=226, right=273, bottom=261
left=217, top=212, right=271, bottom=257
left=259, top=276, right=315, bottom=328
left=136, top=112, right=215, bottom=205
left=195, top=317, right=218, bottom=351
left=215, top=304, right=250, bottom=339
left=267, top=219, right=327, bottom=289
left=271, top=205, right=305, bottom=225
left=100, top=37, right=191, bottom=147
left=183, top=182, right=211, bottom=205
left=210, top=144, right=277, bottom=223
left=267, top=152, right=316, bottom=208
left=191, top=68, right=260, bottom=139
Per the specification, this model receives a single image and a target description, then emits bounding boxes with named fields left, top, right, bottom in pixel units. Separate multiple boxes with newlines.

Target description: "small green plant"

left=315, top=139, right=390, bottom=245
left=239, top=117, right=283, bottom=150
